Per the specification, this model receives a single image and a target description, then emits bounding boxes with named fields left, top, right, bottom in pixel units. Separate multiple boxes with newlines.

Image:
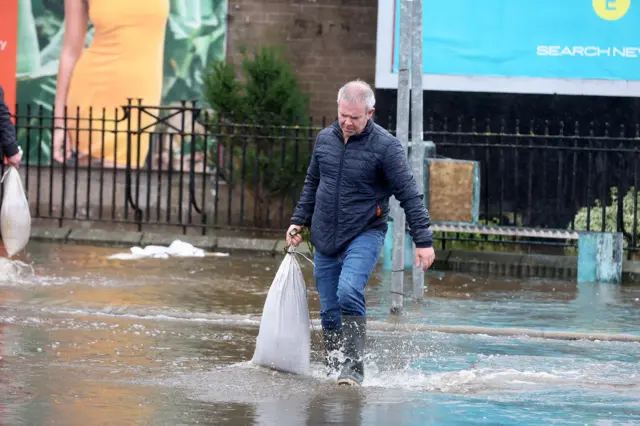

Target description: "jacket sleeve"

left=0, top=86, right=20, bottom=159
left=290, top=137, right=321, bottom=227
left=382, top=138, right=434, bottom=248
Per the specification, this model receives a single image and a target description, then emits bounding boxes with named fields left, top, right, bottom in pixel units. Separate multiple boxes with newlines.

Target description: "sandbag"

left=251, top=252, right=310, bottom=376
left=0, top=167, right=31, bottom=257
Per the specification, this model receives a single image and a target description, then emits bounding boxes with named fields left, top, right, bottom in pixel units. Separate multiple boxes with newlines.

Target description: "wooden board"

left=427, top=159, right=479, bottom=224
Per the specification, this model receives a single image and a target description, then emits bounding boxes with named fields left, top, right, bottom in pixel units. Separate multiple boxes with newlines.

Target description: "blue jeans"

left=314, top=229, right=386, bottom=330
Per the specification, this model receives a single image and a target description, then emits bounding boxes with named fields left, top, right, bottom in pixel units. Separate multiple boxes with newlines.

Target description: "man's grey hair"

left=337, top=79, right=376, bottom=112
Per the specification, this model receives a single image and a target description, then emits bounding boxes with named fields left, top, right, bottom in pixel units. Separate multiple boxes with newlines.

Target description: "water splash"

left=0, top=257, right=34, bottom=284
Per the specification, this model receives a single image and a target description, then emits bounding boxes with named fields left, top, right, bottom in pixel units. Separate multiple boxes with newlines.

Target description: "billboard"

left=375, top=0, right=640, bottom=96
left=0, top=0, right=18, bottom=116
left=11, top=0, right=227, bottom=165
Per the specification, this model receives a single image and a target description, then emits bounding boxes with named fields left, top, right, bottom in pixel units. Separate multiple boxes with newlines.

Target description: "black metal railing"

left=5, top=101, right=323, bottom=235
left=421, top=117, right=640, bottom=252
left=4, top=102, right=640, bottom=252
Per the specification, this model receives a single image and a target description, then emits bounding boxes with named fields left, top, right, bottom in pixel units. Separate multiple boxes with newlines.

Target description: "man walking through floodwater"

left=287, top=79, right=435, bottom=386
left=0, top=85, right=22, bottom=168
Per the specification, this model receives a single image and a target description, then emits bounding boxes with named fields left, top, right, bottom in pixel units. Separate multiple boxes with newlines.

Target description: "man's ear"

left=367, top=107, right=375, bottom=119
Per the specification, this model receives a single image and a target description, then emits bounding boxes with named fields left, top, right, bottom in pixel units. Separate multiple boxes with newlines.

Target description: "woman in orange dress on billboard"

left=52, top=0, right=169, bottom=168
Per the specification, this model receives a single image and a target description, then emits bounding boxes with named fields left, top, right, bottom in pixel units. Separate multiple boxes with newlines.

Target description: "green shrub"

left=202, top=45, right=311, bottom=201
left=571, top=186, right=640, bottom=247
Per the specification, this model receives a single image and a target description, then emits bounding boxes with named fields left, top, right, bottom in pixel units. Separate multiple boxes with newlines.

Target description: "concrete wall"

left=226, top=0, right=379, bottom=120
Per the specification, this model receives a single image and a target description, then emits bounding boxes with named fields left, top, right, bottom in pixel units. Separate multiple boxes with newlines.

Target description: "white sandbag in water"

left=251, top=253, right=310, bottom=376
left=0, top=167, right=31, bottom=257
left=107, top=240, right=230, bottom=260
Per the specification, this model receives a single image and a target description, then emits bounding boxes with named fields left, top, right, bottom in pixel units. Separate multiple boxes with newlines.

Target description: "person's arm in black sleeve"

left=382, top=138, right=433, bottom=248
left=290, top=139, right=321, bottom=227
left=0, top=86, right=20, bottom=160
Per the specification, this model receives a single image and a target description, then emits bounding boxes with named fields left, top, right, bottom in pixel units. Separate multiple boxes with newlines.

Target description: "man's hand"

left=286, top=225, right=303, bottom=247
left=6, top=148, right=22, bottom=168
left=415, top=247, right=435, bottom=271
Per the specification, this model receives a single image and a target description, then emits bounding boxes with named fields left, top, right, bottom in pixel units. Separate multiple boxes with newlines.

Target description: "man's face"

left=338, top=99, right=374, bottom=139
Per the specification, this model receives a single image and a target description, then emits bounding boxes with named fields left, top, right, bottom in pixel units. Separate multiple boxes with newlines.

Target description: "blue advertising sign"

left=375, top=0, right=640, bottom=96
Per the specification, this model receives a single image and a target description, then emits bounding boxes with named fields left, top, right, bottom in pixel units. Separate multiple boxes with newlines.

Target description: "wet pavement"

left=0, top=241, right=639, bottom=425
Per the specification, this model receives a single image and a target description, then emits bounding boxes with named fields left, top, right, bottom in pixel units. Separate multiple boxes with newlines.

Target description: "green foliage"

left=202, top=61, right=245, bottom=119
left=202, top=45, right=311, bottom=199
left=571, top=186, right=640, bottom=247
left=203, top=45, right=309, bottom=125
left=162, top=0, right=227, bottom=104
left=301, top=227, right=315, bottom=256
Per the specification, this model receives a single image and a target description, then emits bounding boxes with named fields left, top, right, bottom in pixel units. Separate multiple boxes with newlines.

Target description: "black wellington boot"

left=323, top=328, right=344, bottom=375
left=337, top=315, right=366, bottom=386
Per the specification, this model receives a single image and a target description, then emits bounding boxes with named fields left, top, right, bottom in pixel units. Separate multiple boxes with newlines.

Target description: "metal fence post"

left=391, top=0, right=412, bottom=315
left=410, top=0, right=425, bottom=302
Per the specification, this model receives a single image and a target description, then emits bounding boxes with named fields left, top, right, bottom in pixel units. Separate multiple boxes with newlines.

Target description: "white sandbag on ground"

left=0, top=166, right=31, bottom=257
left=107, top=240, right=229, bottom=260
left=251, top=253, right=311, bottom=376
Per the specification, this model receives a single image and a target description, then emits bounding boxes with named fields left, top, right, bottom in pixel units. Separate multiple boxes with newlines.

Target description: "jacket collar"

left=332, top=119, right=374, bottom=142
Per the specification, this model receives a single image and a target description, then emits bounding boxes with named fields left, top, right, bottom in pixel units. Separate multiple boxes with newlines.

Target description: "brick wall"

left=226, top=0, right=378, bottom=121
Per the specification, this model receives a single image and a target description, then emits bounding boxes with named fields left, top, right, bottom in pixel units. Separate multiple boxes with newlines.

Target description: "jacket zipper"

left=333, top=139, right=347, bottom=249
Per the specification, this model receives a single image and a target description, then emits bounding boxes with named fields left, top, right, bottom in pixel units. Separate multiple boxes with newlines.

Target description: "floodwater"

left=0, top=241, right=639, bottom=426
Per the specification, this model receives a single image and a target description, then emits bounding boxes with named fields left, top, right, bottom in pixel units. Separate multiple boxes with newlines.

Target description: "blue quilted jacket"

left=291, top=119, right=433, bottom=256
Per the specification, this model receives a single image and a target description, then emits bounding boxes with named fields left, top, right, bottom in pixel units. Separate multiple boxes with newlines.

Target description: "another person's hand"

left=6, top=148, right=22, bottom=168
left=415, top=247, right=435, bottom=271
left=286, top=225, right=303, bottom=247
left=52, top=126, right=73, bottom=163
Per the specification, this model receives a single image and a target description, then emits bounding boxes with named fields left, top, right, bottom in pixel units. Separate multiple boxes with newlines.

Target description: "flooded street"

left=1, top=242, right=639, bottom=425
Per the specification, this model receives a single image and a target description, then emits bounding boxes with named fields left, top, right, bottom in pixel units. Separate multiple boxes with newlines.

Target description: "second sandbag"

left=0, top=166, right=31, bottom=257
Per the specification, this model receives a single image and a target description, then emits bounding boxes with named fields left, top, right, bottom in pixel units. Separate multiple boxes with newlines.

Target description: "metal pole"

left=391, top=0, right=412, bottom=315
left=410, top=0, right=424, bottom=301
